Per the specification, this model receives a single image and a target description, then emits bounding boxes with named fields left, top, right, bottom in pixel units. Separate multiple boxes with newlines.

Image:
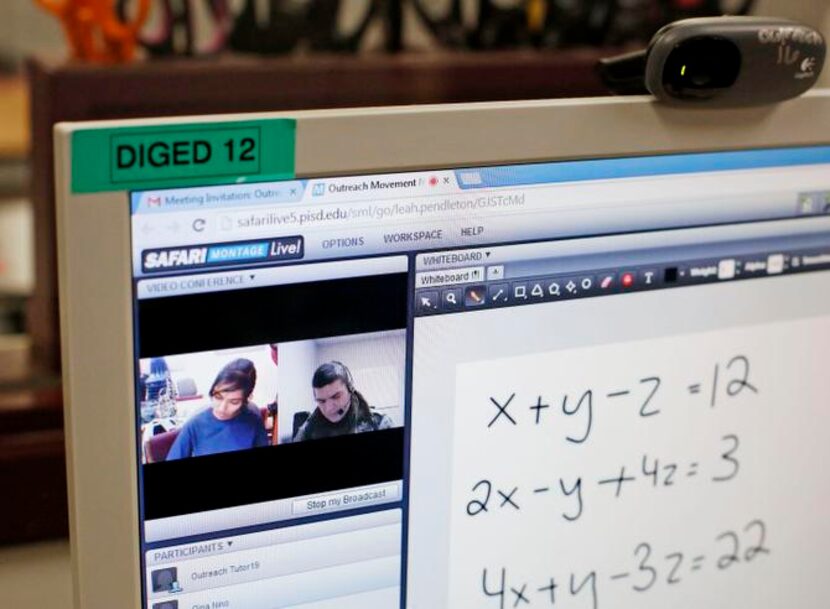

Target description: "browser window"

left=130, top=145, right=830, bottom=609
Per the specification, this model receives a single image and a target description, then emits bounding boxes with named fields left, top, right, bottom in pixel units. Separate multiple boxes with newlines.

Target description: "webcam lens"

left=663, top=37, right=742, bottom=99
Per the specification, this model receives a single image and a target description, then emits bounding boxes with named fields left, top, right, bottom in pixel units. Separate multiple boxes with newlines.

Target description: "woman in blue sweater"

left=166, top=358, right=268, bottom=460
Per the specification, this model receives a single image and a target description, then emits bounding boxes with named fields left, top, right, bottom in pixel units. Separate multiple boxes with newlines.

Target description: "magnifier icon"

left=446, top=292, right=458, bottom=305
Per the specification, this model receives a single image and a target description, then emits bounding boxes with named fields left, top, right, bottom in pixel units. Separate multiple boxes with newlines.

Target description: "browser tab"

left=132, top=181, right=305, bottom=214
left=304, top=170, right=458, bottom=203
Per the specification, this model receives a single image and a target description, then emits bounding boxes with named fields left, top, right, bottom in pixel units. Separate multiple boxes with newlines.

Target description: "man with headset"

left=293, top=361, right=394, bottom=442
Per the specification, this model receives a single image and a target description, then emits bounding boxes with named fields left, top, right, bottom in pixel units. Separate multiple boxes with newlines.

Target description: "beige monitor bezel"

left=54, top=92, right=830, bottom=609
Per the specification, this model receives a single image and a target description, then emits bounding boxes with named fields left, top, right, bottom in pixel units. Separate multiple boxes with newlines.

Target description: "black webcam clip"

left=599, top=17, right=826, bottom=107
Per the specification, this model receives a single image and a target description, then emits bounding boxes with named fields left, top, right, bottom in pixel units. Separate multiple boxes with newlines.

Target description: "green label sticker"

left=71, top=119, right=296, bottom=194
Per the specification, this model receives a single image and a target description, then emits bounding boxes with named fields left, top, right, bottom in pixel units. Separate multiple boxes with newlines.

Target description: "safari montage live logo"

left=142, top=237, right=304, bottom=273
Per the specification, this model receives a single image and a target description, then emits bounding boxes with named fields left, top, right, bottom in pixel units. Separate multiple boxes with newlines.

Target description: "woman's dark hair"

left=210, top=358, right=257, bottom=403
left=148, top=357, right=170, bottom=377
left=312, top=361, right=354, bottom=392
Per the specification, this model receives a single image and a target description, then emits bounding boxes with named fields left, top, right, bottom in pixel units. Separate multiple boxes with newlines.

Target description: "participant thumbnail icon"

left=151, top=567, right=179, bottom=593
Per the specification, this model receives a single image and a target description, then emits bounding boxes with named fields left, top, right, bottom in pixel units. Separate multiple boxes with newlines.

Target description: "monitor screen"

left=130, top=145, right=830, bottom=609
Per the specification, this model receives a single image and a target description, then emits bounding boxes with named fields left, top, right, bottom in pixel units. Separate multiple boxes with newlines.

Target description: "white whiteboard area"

left=407, top=270, right=830, bottom=609
left=448, top=315, right=829, bottom=608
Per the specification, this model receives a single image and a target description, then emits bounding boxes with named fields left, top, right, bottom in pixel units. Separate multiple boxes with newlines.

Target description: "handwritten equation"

left=466, top=435, right=741, bottom=522
left=484, top=355, right=757, bottom=444
left=479, top=519, right=770, bottom=609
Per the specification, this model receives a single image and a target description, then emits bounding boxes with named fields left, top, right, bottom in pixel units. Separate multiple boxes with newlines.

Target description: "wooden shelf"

left=0, top=385, right=66, bottom=546
left=0, top=77, right=28, bottom=161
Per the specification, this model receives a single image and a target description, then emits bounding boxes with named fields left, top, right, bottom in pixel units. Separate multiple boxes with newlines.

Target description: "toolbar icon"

left=621, top=272, right=636, bottom=289
left=465, top=285, right=487, bottom=306
left=798, top=194, right=817, bottom=215
left=718, top=259, right=737, bottom=280
left=767, top=254, right=785, bottom=275
left=489, top=283, right=509, bottom=303
left=548, top=280, right=562, bottom=296
left=599, top=274, right=615, bottom=290
left=418, top=292, right=439, bottom=313
left=640, top=269, right=658, bottom=286
left=443, top=288, right=463, bottom=309
left=487, top=265, right=505, bottom=280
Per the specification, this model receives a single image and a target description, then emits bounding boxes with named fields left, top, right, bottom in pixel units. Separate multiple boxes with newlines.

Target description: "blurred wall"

left=0, top=2, right=63, bottom=68
left=755, top=0, right=829, bottom=29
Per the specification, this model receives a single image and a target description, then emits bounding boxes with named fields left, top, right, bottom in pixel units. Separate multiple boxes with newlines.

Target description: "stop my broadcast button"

left=292, top=483, right=400, bottom=516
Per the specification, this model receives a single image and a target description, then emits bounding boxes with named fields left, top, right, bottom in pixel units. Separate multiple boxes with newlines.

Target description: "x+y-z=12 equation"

left=484, top=354, right=758, bottom=443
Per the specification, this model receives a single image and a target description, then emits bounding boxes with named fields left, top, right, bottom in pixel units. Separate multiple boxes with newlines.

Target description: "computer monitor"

left=55, top=94, right=830, bottom=609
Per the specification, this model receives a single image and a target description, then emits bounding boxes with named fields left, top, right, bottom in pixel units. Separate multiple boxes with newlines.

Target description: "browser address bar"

left=214, top=192, right=528, bottom=233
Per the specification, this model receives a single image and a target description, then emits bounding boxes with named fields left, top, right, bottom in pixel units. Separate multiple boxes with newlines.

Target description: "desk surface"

left=0, top=541, right=72, bottom=607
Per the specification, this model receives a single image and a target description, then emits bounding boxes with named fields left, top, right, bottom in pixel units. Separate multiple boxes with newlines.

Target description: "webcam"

left=599, top=17, right=826, bottom=107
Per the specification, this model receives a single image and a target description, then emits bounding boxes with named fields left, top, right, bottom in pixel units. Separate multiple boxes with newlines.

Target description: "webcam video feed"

left=138, top=330, right=405, bottom=463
